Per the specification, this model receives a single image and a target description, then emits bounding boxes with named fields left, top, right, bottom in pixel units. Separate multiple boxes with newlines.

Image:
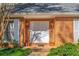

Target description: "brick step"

left=29, top=51, right=49, bottom=56
left=29, top=48, right=50, bottom=56
left=32, top=48, right=50, bottom=52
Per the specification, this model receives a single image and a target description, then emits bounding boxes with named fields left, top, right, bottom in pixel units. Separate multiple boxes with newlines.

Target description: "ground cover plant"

left=0, top=48, right=32, bottom=56
left=48, top=43, right=79, bottom=56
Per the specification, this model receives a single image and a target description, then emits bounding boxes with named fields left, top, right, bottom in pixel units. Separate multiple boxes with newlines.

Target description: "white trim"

left=9, top=12, right=79, bottom=19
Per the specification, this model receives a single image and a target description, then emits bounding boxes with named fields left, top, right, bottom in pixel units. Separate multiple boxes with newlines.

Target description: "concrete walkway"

left=29, top=48, right=50, bottom=56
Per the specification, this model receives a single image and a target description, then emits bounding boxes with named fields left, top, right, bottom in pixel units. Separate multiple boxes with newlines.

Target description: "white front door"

left=30, top=21, right=49, bottom=44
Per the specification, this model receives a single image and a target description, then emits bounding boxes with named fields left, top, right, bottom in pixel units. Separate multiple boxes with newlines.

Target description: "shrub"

left=0, top=48, right=32, bottom=56
left=48, top=43, right=79, bottom=56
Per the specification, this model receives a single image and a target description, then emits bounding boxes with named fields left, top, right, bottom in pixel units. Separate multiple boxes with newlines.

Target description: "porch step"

left=29, top=51, right=49, bottom=56
left=29, top=48, right=50, bottom=56
left=32, top=48, right=50, bottom=52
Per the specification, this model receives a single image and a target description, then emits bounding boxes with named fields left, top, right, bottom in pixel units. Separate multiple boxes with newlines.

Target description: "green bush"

left=0, top=48, right=32, bottom=56
left=48, top=43, right=79, bottom=56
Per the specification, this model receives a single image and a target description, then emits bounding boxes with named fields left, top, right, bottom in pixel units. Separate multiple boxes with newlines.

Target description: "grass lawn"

left=0, top=48, right=32, bottom=56
left=48, top=43, right=79, bottom=56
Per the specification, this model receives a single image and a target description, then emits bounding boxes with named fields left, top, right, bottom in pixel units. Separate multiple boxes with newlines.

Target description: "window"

left=30, top=21, right=49, bottom=43
left=4, top=20, right=19, bottom=44
left=73, top=19, right=79, bottom=43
